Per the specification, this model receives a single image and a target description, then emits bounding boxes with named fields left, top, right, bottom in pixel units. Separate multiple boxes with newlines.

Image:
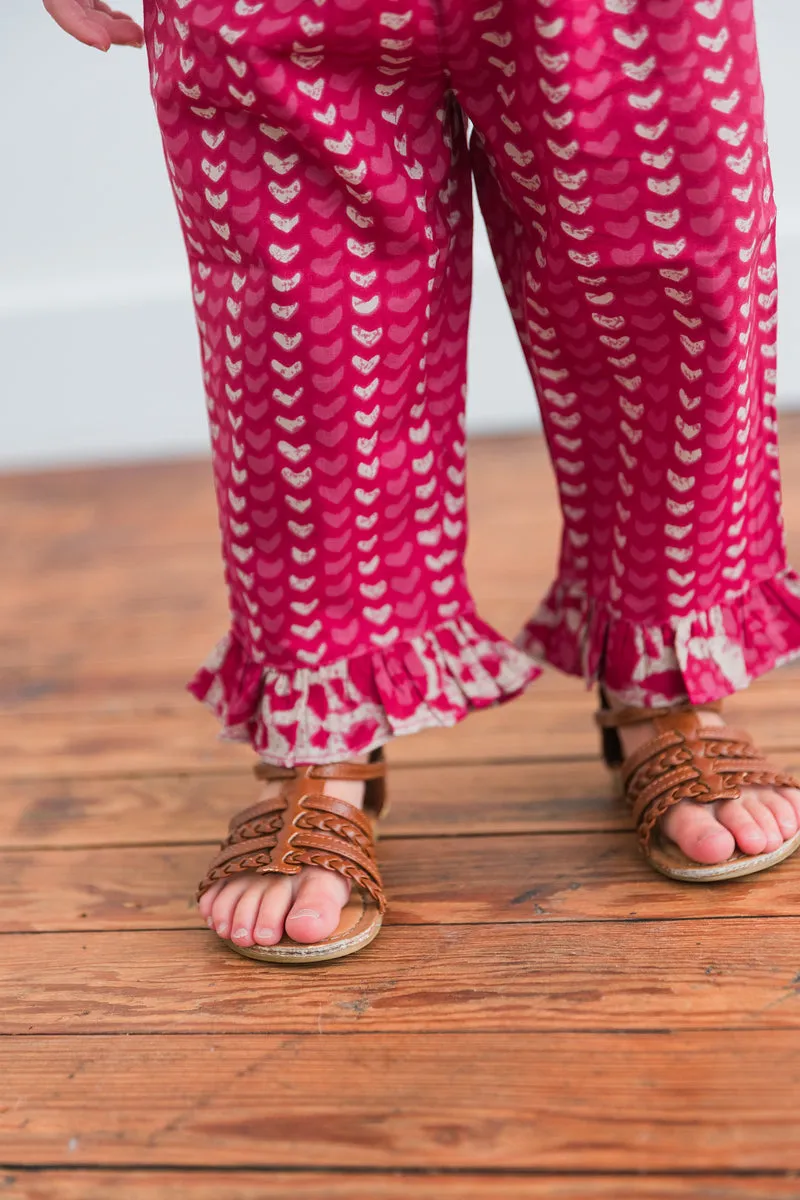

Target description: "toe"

left=209, top=877, right=250, bottom=940
left=284, top=866, right=351, bottom=944
left=781, top=788, right=800, bottom=826
left=715, top=798, right=768, bottom=857
left=760, top=791, right=799, bottom=842
left=198, top=880, right=224, bottom=922
left=742, top=794, right=783, bottom=853
left=252, top=875, right=295, bottom=946
left=661, top=800, right=736, bottom=864
left=229, top=883, right=268, bottom=948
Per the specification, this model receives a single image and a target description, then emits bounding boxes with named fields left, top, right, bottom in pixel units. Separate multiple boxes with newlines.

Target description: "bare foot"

left=198, top=759, right=367, bottom=949
left=613, top=702, right=800, bottom=863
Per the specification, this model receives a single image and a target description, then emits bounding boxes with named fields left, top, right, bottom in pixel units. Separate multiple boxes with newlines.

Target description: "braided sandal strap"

left=253, top=749, right=388, bottom=818
left=612, top=711, right=800, bottom=851
left=595, top=700, right=724, bottom=729
left=196, top=758, right=387, bottom=911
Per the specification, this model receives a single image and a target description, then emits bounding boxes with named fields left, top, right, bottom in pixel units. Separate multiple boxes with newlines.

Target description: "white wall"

left=1, top=1, right=798, bottom=469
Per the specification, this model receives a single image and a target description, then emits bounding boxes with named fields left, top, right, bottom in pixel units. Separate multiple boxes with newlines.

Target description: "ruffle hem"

left=517, top=568, right=800, bottom=706
left=188, top=610, right=539, bottom=766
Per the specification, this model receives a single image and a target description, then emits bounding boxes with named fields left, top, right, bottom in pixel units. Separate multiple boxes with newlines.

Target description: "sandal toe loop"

left=196, top=750, right=388, bottom=912
left=596, top=691, right=800, bottom=880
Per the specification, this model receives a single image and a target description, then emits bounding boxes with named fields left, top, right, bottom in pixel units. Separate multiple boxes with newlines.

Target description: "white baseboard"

left=3, top=231, right=800, bottom=470
left=1, top=279, right=205, bottom=471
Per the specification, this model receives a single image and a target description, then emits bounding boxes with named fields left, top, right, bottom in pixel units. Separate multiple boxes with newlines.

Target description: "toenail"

left=233, top=928, right=248, bottom=939
left=287, top=908, right=321, bottom=920
left=256, top=928, right=274, bottom=940
left=216, top=923, right=228, bottom=936
left=206, top=917, right=214, bottom=928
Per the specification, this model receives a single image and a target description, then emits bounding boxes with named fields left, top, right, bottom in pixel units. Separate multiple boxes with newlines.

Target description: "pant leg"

left=445, top=0, right=800, bottom=705
left=142, top=0, right=535, bottom=764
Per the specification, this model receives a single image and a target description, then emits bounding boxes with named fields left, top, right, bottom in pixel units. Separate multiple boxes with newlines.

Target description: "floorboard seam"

left=1, top=1165, right=798, bottom=1178
left=2, top=1027, right=798, bottom=1038
left=3, top=913, right=799, bottom=935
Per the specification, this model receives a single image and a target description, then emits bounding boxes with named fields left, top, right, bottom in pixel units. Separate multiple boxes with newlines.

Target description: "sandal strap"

left=253, top=749, right=388, bottom=818
left=595, top=700, right=724, bottom=729
left=196, top=763, right=387, bottom=911
left=617, top=715, right=800, bottom=850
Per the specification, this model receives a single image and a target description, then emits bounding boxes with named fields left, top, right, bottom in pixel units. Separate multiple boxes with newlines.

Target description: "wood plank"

left=7, top=414, right=800, bottom=541
left=398, top=676, right=800, bottom=763
left=0, top=432, right=559, bottom=559
left=0, top=460, right=217, bottom=562
left=4, top=834, right=800, bottom=933
left=10, top=427, right=800, bottom=586
left=5, top=435, right=799, bottom=723
left=3, top=420, right=800, bottom=1188
left=5, top=597, right=800, bottom=717
left=2, top=677, right=800, bottom=778
left=4, top=751, right=799, bottom=850
left=2, top=920, right=799, bottom=1034
left=7, top=425, right=796, bottom=708
left=0, top=566, right=545, bottom=659
left=3, top=1032, right=800, bottom=1168
left=0, top=554, right=225, bottom=630
left=3, top=610, right=226, bottom=675
left=0, top=541, right=543, bottom=637
left=4, top=417, right=798, bottom=589
left=2, top=1172, right=797, bottom=1200
left=0, top=596, right=555, bottom=705
left=0, top=760, right=630, bottom=849
left=0, top=509, right=551, bottom=584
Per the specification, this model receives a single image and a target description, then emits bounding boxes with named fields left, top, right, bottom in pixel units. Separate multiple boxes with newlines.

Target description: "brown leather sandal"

left=196, top=749, right=388, bottom=963
left=596, top=691, right=800, bottom=881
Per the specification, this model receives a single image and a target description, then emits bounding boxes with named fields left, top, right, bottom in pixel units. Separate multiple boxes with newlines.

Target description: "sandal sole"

left=222, top=892, right=383, bottom=965
left=647, top=827, right=800, bottom=882
left=610, top=766, right=800, bottom=882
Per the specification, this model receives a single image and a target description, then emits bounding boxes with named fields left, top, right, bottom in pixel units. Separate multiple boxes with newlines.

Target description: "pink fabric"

left=144, top=0, right=800, bottom=763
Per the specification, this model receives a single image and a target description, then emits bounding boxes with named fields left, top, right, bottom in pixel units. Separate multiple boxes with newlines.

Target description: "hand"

left=43, top=0, right=144, bottom=51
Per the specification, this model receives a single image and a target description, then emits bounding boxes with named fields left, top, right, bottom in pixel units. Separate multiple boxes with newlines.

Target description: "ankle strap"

left=595, top=700, right=724, bottom=730
left=253, top=757, right=387, bottom=784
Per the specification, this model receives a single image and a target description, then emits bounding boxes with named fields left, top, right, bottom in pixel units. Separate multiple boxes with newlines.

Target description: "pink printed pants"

left=144, top=0, right=800, bottom=765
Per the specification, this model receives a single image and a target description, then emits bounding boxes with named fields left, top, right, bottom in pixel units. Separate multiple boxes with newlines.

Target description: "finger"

left=108, top=21, right=145, bottom=47
left=90, top=1, right=145, bottom=41
left=91, top=0, right=140, bottom=18
left=88, top=8, right=144, bottom=45
left=43, top=0, right=112, bottom=50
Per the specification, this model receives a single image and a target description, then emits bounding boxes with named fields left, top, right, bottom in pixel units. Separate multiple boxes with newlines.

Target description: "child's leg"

left=447, top=0, right=800, bottom=861
left=142, top=0, right=536, bottom=944
left=144, top=0, right=534, bottom=773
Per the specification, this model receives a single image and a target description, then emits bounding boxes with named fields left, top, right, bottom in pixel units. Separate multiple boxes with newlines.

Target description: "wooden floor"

left=3, top=420, right=800, bottom=1199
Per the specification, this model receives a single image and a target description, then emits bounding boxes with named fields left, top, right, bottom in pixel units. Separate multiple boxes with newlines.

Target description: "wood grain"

left=3, top=1033, right=800, bottom=1169
left=0, top=759, right=630, bottom=849
left=2, top=1173, right=798, bottom=1200
left=0, top=430, right=557, bottom=561
left=0, top=591, right=544, bottom=706
left=4, top=426, right=800, bottom=1191
left=3, top=834, right=800, bottom=933
left=3, top=678, right=800, bottom=778
left=2, top=920, right=799, bottom=1034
